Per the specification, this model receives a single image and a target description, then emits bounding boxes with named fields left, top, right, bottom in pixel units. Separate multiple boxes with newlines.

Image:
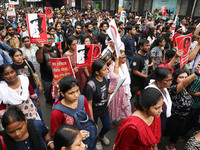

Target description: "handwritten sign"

left=50, top=57, right=75, bottom=81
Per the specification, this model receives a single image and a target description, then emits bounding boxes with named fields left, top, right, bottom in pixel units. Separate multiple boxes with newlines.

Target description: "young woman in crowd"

left=84, top=59, right=112, bottom=150
left=0, top=63, right=40, bottom=120
left=0, top=106, right=54, bottom=150
left=156, top=25, right=163, bottom=37
left=150, top=36, right=166, bottom=70
left=50, top=76, right=90, bottom=137
left=147, top=27, right=156, bottom=45
left=63, top=36, right=88, bottom=93
left=108, top=50, right=132, bottom=127
left=166, top=67, right=200, bottom=150
left=54, top=124, right=86, bottom=150
left=113, top=87, right=163, bottom=150
left=145, top=67, right=172, bottom=134
left=9, top=48, right=42, bottom=94
left=164, top=32, right=173, bottom=51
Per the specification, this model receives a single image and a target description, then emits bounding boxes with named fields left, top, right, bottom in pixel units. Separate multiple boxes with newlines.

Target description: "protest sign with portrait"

left=176, top=33, right=192, bottom=68
left=5, top=3, right=16, bottom=17
left=75, top=44, right=93, bottom=68
left=26, top=14, right=48, bottom=44
left=46, top=7, right=53, bottom=19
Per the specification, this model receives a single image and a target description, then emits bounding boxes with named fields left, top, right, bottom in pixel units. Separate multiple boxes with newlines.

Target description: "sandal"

left=99, top=136, right=110, bottom=145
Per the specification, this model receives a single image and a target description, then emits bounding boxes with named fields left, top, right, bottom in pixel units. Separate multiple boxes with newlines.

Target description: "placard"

left=50, top=57, right=75, bottom=81
left=176, top=33, right=192, bottom=68
left=46, top=7, right=53, bottom=19
left=26, top=14, right=48, bottom=44
left=75, top=44, right=93, bottom=68
left=5, top=3, right=16, bottom=17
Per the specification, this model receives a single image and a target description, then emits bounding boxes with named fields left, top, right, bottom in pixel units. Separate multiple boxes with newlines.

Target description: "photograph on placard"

left=26, top=14, right=48, bottom=43
left=75, top=44, right=92, bottom=68
left=92, top=44, right=102, bottom=62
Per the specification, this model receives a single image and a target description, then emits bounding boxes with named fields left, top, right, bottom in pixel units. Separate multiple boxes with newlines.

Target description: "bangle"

left=47, top=141, right=54, bottom=147
left=46, top=138, right=54, bottom=146
left=195, top=72, right=200, bottom=76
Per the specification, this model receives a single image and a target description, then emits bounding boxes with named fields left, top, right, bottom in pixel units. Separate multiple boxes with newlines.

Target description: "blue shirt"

left=0, top=50, right=13, bottom=65
left=0, top=41, right=12, bottom=51
left=122, top=34, right=137, bottom=60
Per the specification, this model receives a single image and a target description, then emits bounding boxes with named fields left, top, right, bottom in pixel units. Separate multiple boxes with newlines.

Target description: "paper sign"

left=161, top=6, right=166, bottom=16
left=120, top=11, right=126, bottom=23
left=5, top=3, right=16, bottom=17
left=107, top=78, right=126, bottom=106
left=9, top=0, right=19, bottom=5
left=92, top=45, right=102, bottom=62
left=26, top=14, right=48, bottom=44
left=72, top=0, right=75, bottom=7
left=46, top=7, right=53, bottom=19
left=50, top=57, right=75, bottom=81
left=176, top=33, right=192, bottom=68
left=75, top=44, right=93, bottom=68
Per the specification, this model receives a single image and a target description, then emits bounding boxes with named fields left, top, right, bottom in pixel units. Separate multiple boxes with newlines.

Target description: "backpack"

left=53, top=94, right=97, bottom=146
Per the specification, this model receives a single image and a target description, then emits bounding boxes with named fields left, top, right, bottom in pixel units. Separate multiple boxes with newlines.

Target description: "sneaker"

left=96, top=142, right=103, bottom=150
left=166, top=145, right=176, bottom=150
left=99, top=136, right=110, bottom=145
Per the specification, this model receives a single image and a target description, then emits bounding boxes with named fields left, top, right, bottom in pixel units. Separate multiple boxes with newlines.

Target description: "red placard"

left=26, top=14, right=48, bottom=44
left=75, top=44, right=93, bottom=68
left=161, top=6, right=166, bottom=16
left=55, top=42, right=61, bottom=50
left=50, top=57, right=75, bottom=81
left=92, top=44, right=102, bottom=62
left=176, top=33, right=192, bottom=68
left=46, top=7, right=53, bottom=19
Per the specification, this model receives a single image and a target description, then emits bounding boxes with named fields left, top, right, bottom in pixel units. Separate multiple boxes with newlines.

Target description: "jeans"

left=126, top=57, right=133, bottom=68
left=94, top=113, right=111, bottom=138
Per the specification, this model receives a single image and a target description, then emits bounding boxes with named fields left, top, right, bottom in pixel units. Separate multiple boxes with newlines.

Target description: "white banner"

left=9, top=0, right=19, bottom=5
left=107, top=19, right=122, bottom=57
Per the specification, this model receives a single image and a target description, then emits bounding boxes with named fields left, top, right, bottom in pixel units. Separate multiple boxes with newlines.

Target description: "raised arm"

left=176, top=63, right=200, bottom=93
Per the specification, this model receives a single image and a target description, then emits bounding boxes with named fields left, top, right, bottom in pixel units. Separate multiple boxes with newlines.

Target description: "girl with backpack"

left=150, top=36, right=166, bottom=70
left=84, top=59, right=112, bottom=150
left=50, top=76, right=97, bottom=150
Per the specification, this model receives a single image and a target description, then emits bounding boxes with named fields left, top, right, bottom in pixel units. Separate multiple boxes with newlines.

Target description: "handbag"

left=24, top=59, right=40, bottom=89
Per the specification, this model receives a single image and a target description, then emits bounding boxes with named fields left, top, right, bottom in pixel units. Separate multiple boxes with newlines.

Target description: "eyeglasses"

left=163, top=79, right=172, bottom=83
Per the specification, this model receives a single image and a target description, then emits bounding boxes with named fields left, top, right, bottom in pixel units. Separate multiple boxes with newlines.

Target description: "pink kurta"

left=108, top=63, right=132, bottom=121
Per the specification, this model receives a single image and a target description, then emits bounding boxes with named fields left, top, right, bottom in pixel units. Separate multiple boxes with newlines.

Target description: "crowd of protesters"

left=1, top=4, right=200, bottom=150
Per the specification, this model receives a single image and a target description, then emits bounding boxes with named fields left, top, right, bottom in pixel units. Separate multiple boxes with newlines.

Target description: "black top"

left=98, top=33, right=109, bottom=51
left=84, top=77, right=109, bottom=117
left=13, top=60, right=36, bottom=89
left=131, top=53, right=150, bottom=87
left=36, top=46, right=60, bottom=82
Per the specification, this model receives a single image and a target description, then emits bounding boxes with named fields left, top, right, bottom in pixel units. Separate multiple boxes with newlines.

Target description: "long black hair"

left=134, top=87, right=163, bottom=111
